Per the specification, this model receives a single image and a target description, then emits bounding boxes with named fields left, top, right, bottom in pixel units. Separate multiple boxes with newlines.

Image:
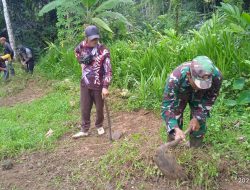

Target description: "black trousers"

left=26, top=59, right=35, bottom=73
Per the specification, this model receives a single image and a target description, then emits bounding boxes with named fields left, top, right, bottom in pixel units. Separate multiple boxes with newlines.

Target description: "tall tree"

left=1, top=0, right=16, bottom=56
left=169, top=0, right=182, bottom=35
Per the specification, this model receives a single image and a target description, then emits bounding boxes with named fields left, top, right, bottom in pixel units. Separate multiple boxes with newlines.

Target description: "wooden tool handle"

left=104, top=99, right=112, bottom=142
left=162, top=125, right=193, bottom=148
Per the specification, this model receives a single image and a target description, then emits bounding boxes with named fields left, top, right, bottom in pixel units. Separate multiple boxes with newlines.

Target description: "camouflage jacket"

left=162, top=62, right=223, bottom=133
left=75, top=41, right=112, bottom=90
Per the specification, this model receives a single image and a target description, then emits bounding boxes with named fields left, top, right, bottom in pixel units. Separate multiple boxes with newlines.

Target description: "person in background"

left=0, top=57, right=9, bottom=80
left=17, top=45, right=34, bottom=74
left=0, top=37, right=15, bottom=76
left=162, top=56, right=222, bottom=148
left=72, top=25, right=112, bottom=139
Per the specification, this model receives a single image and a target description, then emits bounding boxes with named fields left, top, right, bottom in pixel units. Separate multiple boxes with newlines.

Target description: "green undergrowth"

left=88, top=100, right=249, bottom=189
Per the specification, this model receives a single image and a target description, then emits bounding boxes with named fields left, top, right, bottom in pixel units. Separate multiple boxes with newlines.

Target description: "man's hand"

left=174, top=127, right=185, bottom=141
left=102, top=88, right=109, bottom=99
left=189, top=118, right=200, bottom=131
left=21, top=61, right=26, bottom=66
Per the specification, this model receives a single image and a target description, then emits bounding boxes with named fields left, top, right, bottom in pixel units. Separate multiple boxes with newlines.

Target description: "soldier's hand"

left=174, top=128, right=185, bottom=141
left=190, top=118, right=200, bottom=131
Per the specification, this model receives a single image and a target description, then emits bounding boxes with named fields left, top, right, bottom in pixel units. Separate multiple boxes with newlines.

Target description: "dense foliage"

left=36, top=2, right=250, bottom=110
left=0, top=0, right=57, bottom=53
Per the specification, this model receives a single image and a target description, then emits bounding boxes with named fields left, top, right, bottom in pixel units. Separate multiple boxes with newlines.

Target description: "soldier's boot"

left=189, top=135, right=203, bottom=148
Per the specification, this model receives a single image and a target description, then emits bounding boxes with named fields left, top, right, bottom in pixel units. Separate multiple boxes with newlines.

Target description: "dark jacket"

left=3, top=42, right=14, bottom=59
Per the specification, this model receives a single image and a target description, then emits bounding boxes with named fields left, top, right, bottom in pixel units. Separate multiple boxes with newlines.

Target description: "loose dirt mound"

left=0, top=79, right=46, bottom=107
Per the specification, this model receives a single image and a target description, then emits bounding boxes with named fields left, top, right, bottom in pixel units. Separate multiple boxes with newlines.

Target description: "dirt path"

left=0, top=79, right=46, bottom=107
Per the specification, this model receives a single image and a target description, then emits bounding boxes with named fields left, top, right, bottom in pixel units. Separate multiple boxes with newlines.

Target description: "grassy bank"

left=0, top=68, right=80, bottom=159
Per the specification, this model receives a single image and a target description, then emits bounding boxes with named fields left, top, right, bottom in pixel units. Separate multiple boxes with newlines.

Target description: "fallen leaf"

left=45, top=128, right=54, bottom=138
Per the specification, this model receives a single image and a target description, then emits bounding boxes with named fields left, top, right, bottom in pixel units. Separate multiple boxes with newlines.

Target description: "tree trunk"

left=175, top=5, right=179, bottom=35
left=1, top=0, right=16, bottom=58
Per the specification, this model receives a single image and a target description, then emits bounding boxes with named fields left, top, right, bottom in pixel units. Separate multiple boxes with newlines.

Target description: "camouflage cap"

left=190, top=56, right=215, bottom=89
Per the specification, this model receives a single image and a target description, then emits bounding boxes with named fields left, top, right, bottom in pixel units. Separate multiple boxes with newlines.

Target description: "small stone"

left=237, top=136, right=245, bottom=142
left=131, top=179, right=135, bottom=185
left=105, top=183, right=113, bottom=190
left=112, top=131, right=123, bottom=140
left=2, top=159, right=13, bottom=170
left=120, top=89, right=129, bottom=97
left=69, top=100, right=76, bottom=107
left=37, top=162, right=42, bottom=167
left=64, top=78, right=70, bottom=83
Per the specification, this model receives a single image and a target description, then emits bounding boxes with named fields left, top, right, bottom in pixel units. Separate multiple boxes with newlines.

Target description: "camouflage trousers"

left=168, top=100, right=208, bottom=138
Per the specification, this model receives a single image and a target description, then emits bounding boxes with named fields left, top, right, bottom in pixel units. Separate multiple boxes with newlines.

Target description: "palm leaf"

left=94, top=0, right=133, bottom=13
left=97, top=11, right=131, bottom=26
left=81, top=0, right=99, bottom=9
left=39, top=0, right=67, bottom=16
left=91, top=17, right=113, bottom=33
left=242, top=12, right=250, bottom=25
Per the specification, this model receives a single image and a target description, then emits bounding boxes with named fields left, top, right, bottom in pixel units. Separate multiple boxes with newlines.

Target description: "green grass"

left=0, top=64, right=29, bottom=98
left=88, top=96, right=250, bottom=189
left=0, top=79, right=80, bottom=159
left=170, top=96, right=249, bottom=188
left=76, top=133, right=160, bottom=189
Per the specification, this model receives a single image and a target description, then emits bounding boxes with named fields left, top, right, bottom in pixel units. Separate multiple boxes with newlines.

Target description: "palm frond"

left=39, top=0, right=67, bottom=16
left=94, top=0, right=133, bottom=13
left=91, top=17, right=113, bottom=33
left=219, top=3, right=241, bottom=21
left=81, top=0, right=99, bottom=9
left=242, top=12, right=250, bottom=25
left=97, top=11, right=132, bottom=26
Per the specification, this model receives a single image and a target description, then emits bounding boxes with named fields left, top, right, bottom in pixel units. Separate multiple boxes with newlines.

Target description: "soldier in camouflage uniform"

left=162, top=56, right=223, bottom=147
